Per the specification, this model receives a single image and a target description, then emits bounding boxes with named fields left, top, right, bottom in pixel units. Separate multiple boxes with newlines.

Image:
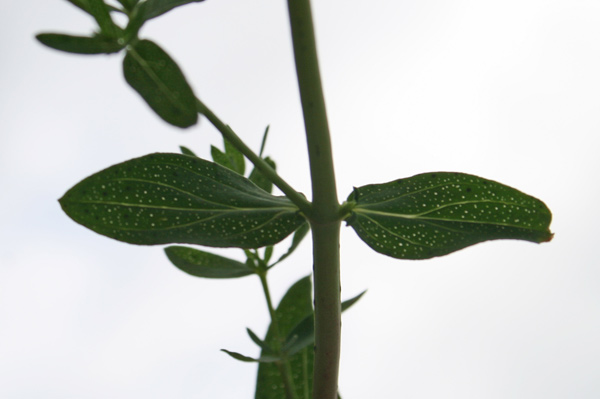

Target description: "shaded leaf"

left=179, top=145, right=196, bottom=156
left=247, top=328, right=273, bottom=353
left=221, top=349, right=280, bottom=363
left=224, top=138, right=245, bottom=175
left=59, top=153, right=306, bottom=248
left=249, top=157, right=276, bottom=193
left=271, top=222, right=310, bottom=267
left=36, top=33, right=124, bottom=55
left=282, top=291, right=366, bottom=356
left=164, top=246, right=254, bottom=278
left=123, top=40, right=198, bottom=128
left=140, top=0, right=205, bottom=21
left=256, top=276, right=314, bottom=399
left=346, top=172, right=553, bottom=260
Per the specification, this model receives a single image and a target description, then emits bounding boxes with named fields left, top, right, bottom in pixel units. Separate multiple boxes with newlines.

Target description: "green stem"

left=286, top=0, right=342, bottom=398
left=257, top=269, right=298, bottom=399
left=196, top=99, right=312, bottom=216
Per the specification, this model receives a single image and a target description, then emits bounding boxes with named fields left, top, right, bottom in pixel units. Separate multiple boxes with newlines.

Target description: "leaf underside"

left=347, top=172, right=553, bottom=260
left=60, top=153, right=306, bottom=248
left=123, top=40, right=198, bottom=128
left=164, top=246, right=254, bottom=278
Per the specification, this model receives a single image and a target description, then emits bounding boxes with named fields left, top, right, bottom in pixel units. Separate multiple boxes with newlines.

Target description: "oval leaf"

left=140, top=0, right=206, bottom=21
left=59, top=153, right=306, bottom=248
left=123, top=40, right=198, bottom=128
left=36, top=33, right=124, bottom=54
left=165, top=246, right=254, bottom=278
left=256, top=276, right=314, bottom=399
left=347, top=172, right=553, bottom=260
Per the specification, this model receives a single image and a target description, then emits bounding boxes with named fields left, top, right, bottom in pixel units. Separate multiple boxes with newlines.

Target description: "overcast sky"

left=2, top=0, right=600, bottom=398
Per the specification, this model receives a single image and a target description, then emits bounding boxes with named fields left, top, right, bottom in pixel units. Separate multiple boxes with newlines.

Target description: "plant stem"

left=286, top=0, right=342, bottom=398
left=257, top=269, right=298, bottom=399
left=196, top=99, right=312, bottom=216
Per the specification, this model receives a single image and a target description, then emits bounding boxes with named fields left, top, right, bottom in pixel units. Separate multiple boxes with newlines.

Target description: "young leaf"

left=59, top=153, right=306, bottom=248
left=179, top=145, right=196, bottom=156
left=247, top=328, right=274, bottom=353
left=224, top=138, right=245, bottom=175
left=164, top=246, right=254, bottom=278
left=36, top=33, right=124, bottom=55
left=249, top=157, right=276, bottom=193
left=123, top=40, right=198, bottom=128
left=270, top=222, right=310, bottom=267
left=346, top=172, right=553, bottom=260
left=221, top=349, right=280, bottom=363
left=281, top=291, right=366, bottom=356
left=87, top=0, right=121, bottom=38
left=140, top=0, right=206, bottom=21
left=256, top=276, right=314, bottom=399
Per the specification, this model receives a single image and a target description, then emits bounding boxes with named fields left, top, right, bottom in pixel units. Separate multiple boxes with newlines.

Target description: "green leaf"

left=247, top=328, right=274, bottom=353
left=179, top=145, right=196, bottom=157
left=210, top=140, right=245, bottom=175
left=59, top=153, right=306, bottom=248
left=36, top=33, right=124, bottom=55
left=123, top=40, right=198, bottom=128
left=281, top=291, right=366, bottom=356
left=258, top=125, right=270, bottom=158
left=140, top=0, right=206, bottom=21
left=221, top=349, right=280, bottom=363
left=346, top=172, right=553, bottom=260
left=87, top=0, right=121, bottom=38
left=270, top=222, right=310, bottom=267
left=164, top=246, right=254, bottom=278
left=66, top=0, right=122, bottom=15
left=249, top=157, right=276, bottom=193
left=224, top=138, right=245, bottom=175
left=256, top=276, right=314, bottom=399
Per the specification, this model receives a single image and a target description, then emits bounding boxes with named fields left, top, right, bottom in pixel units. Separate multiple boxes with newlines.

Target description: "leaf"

left=36, top=33, right=124, bottom=55
left=87, top=0, right=121, bottom=38
left=164, top=246, right=254, bottom=278
left=140, top=0, right=206, bottom=21
left=224, top=139, right=245, bottom=175
left=346, top=172, right=553, bottom=260
left=249, top=157, right=276, bottom=193
left=123, top=40, right=198, bottom=128
left=247, top=328, right=274, bottom=353
left=281, top=291, right=366, bottom=356
left=221, top=349, right=280, bottom=363
left=210, top=140, right=245, bottom=175
left=255, top=276, right=314, bottom=399
left=179, top=145, right=196, bottom=156
left=59, top=153, right=306, bottom=248
left=271, top=222, right=310, bottom=267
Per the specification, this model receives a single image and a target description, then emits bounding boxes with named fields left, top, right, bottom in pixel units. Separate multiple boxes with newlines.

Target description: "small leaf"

left=263, top=246, right=274, bottom=264
left=87, top=0, right=121, bottom=38
left=247, top=328, right=274, bottom=353
left=271, top=222, right=310, bottom=267
left=36, top=33, right=124, bottom=55
left=258, top=125, right=270, bottom=158
left=224, top=139, right=245, bottom=175
left=256, top=276, right=314, bottom=399
left=123, top=40, right=198, bottom=128
left=249, top=157, right=276, bottom=193
left=281, top=291, right=366, bottom=356
left=140, top=0, right=206, bottom=21
left=347, top=172, right=553, bottom=260
left=179, top=145, right=196, bottom=156
left=164, top=246, right=254, bottom=278
left=59, top=153, right=306, bottom=248
left=211, top=140, right=245, bottom=175
left=221, top=349, right=280, bottom=363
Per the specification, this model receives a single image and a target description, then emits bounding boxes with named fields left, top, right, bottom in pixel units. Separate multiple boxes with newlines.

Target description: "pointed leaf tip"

left=347, top=172, right=553, bottom=260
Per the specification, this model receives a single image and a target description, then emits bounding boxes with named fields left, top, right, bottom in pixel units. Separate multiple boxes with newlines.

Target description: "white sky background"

left=1, top=0, right=599, bottom=397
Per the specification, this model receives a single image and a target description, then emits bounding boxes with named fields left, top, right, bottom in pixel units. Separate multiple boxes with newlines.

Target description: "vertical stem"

left=286, top=1, right=341, bottom=398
